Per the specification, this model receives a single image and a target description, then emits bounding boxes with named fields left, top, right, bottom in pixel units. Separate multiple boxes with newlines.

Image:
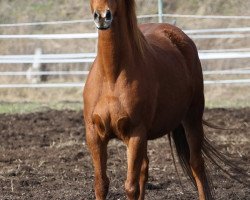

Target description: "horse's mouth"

left=97, top=25, right=111, bottom=30
left=94, top=20, right=112, bottom=31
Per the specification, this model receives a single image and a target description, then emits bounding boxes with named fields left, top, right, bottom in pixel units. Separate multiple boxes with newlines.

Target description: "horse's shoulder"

left=83, top=61, right=103, bottom=108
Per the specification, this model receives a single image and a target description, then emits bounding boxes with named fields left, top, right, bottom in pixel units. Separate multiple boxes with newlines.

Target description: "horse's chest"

left=92, top=95, right=132, bottom=140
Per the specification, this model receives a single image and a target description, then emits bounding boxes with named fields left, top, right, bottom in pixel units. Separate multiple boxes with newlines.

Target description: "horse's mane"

left=125, top=0, right=146, bottom=58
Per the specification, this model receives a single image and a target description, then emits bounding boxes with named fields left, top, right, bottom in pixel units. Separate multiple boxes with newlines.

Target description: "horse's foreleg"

left=125, top=126, right=147, bottom=200
left=139, top=153, right=149, bottom=200
left=86, top=126, right=109, bottom=200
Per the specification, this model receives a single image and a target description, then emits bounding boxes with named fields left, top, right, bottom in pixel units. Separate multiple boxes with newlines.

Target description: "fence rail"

left=0, top=33, right=98, bottom=39
left=1, top=32, right=250, bottom=40
left=1, top=79, right=250, bottom=88
left=0, top=83, right=84, bottom=88
left=0, top=71, right=89, bottom=76
left=1, top=51, right=250, bottom=64
left=1, top=70, right=250, bottom=76
left=203, top=70, right=250, bottom=75
left=0, top=58, right=94, bottom=64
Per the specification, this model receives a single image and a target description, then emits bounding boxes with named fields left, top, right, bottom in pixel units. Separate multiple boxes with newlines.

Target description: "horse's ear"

left=117, top=116, right=130, bottom=134
left=93, top=114, right=106, bottom=136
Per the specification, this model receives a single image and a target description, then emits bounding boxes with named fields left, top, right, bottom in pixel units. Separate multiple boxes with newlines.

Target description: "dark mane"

left=125, top=0, right=146, bottom=58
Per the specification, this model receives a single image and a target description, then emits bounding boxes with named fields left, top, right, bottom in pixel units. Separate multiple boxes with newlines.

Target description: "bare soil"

left=0, top=108, right=249, bottom=200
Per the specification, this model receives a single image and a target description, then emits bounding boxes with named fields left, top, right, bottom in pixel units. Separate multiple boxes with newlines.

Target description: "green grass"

left=0, top=98, right=249, bottom=114
left=205, top=99, right=250, bottom=109
left=0, top=101, right=82, bottom=114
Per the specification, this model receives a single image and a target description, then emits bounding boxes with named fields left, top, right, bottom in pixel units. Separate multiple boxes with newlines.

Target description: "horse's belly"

left=147, top=84, right=192, bottom=140
left=148, top=108, right=188, bottom=140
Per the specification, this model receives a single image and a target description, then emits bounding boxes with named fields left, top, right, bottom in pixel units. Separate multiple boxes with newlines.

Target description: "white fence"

left=1, top=27, right=250, bottom=40
left=0, top=33, right=250, bottom=40
left=1, top=51, right=250, bottom=64
left=0, top=13, right=250, bottom=88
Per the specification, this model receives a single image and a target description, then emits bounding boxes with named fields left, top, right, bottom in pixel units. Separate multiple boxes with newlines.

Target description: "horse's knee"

left=141, top=157, right=149, bottom=172
left=95, top=176, right=110, bottom=199
left=125, top=180, right=140, bottom=199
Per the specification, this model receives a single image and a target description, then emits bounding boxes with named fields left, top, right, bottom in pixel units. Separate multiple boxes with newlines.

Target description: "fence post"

left=33, top=48, right=42, bottom=69
left=26, top=48, right=42, bottom=83
left=158, top=0, right=163, bottom=23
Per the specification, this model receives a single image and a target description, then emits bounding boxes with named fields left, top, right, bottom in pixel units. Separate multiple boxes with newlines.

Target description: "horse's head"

left=90, top=0, right=119, bottom=30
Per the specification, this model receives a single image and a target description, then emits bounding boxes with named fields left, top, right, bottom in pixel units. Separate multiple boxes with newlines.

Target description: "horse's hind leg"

left=182, top=118, right=213, bottom=200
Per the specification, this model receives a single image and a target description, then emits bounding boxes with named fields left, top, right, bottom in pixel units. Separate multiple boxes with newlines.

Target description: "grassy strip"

left=205, top=99, right=250, bottom=108
left=0, top=99, right=249, bottom=114
left=0, top=101, right=82, bottom=114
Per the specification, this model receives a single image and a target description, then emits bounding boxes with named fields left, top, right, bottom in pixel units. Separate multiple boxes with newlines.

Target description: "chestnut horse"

left=84, top=0, right=219, bottom=200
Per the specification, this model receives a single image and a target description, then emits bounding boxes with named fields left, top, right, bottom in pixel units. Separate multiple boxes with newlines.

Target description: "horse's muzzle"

left=93, top=10, right=113, bottom=30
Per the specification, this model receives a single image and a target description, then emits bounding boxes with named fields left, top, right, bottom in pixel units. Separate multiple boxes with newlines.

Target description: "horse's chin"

left=94, top=20, right=112, bottom=31
left=97, top=26, right=111, bottom=30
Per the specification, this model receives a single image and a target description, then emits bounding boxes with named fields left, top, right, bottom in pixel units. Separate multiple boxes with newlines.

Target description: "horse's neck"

left=97, top=19, right=142, bottom=85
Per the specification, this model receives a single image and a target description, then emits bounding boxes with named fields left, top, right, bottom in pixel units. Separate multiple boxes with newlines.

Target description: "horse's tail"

left=202, top=119, right=235, bottom=130
left=171, top=125, right=214, bottom=199
left=201, top=120, right=250, bottom=185
left=171, top=123, right=249, bottom=198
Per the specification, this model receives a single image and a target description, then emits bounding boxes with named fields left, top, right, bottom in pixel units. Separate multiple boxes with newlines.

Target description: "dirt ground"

left=0, top=108, right=249, bottom=200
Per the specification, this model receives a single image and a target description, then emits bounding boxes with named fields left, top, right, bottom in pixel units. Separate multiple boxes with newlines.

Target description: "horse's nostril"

left=106, top=10, right=112, bottom=21
left=94, top=11, right=99, bottom=20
